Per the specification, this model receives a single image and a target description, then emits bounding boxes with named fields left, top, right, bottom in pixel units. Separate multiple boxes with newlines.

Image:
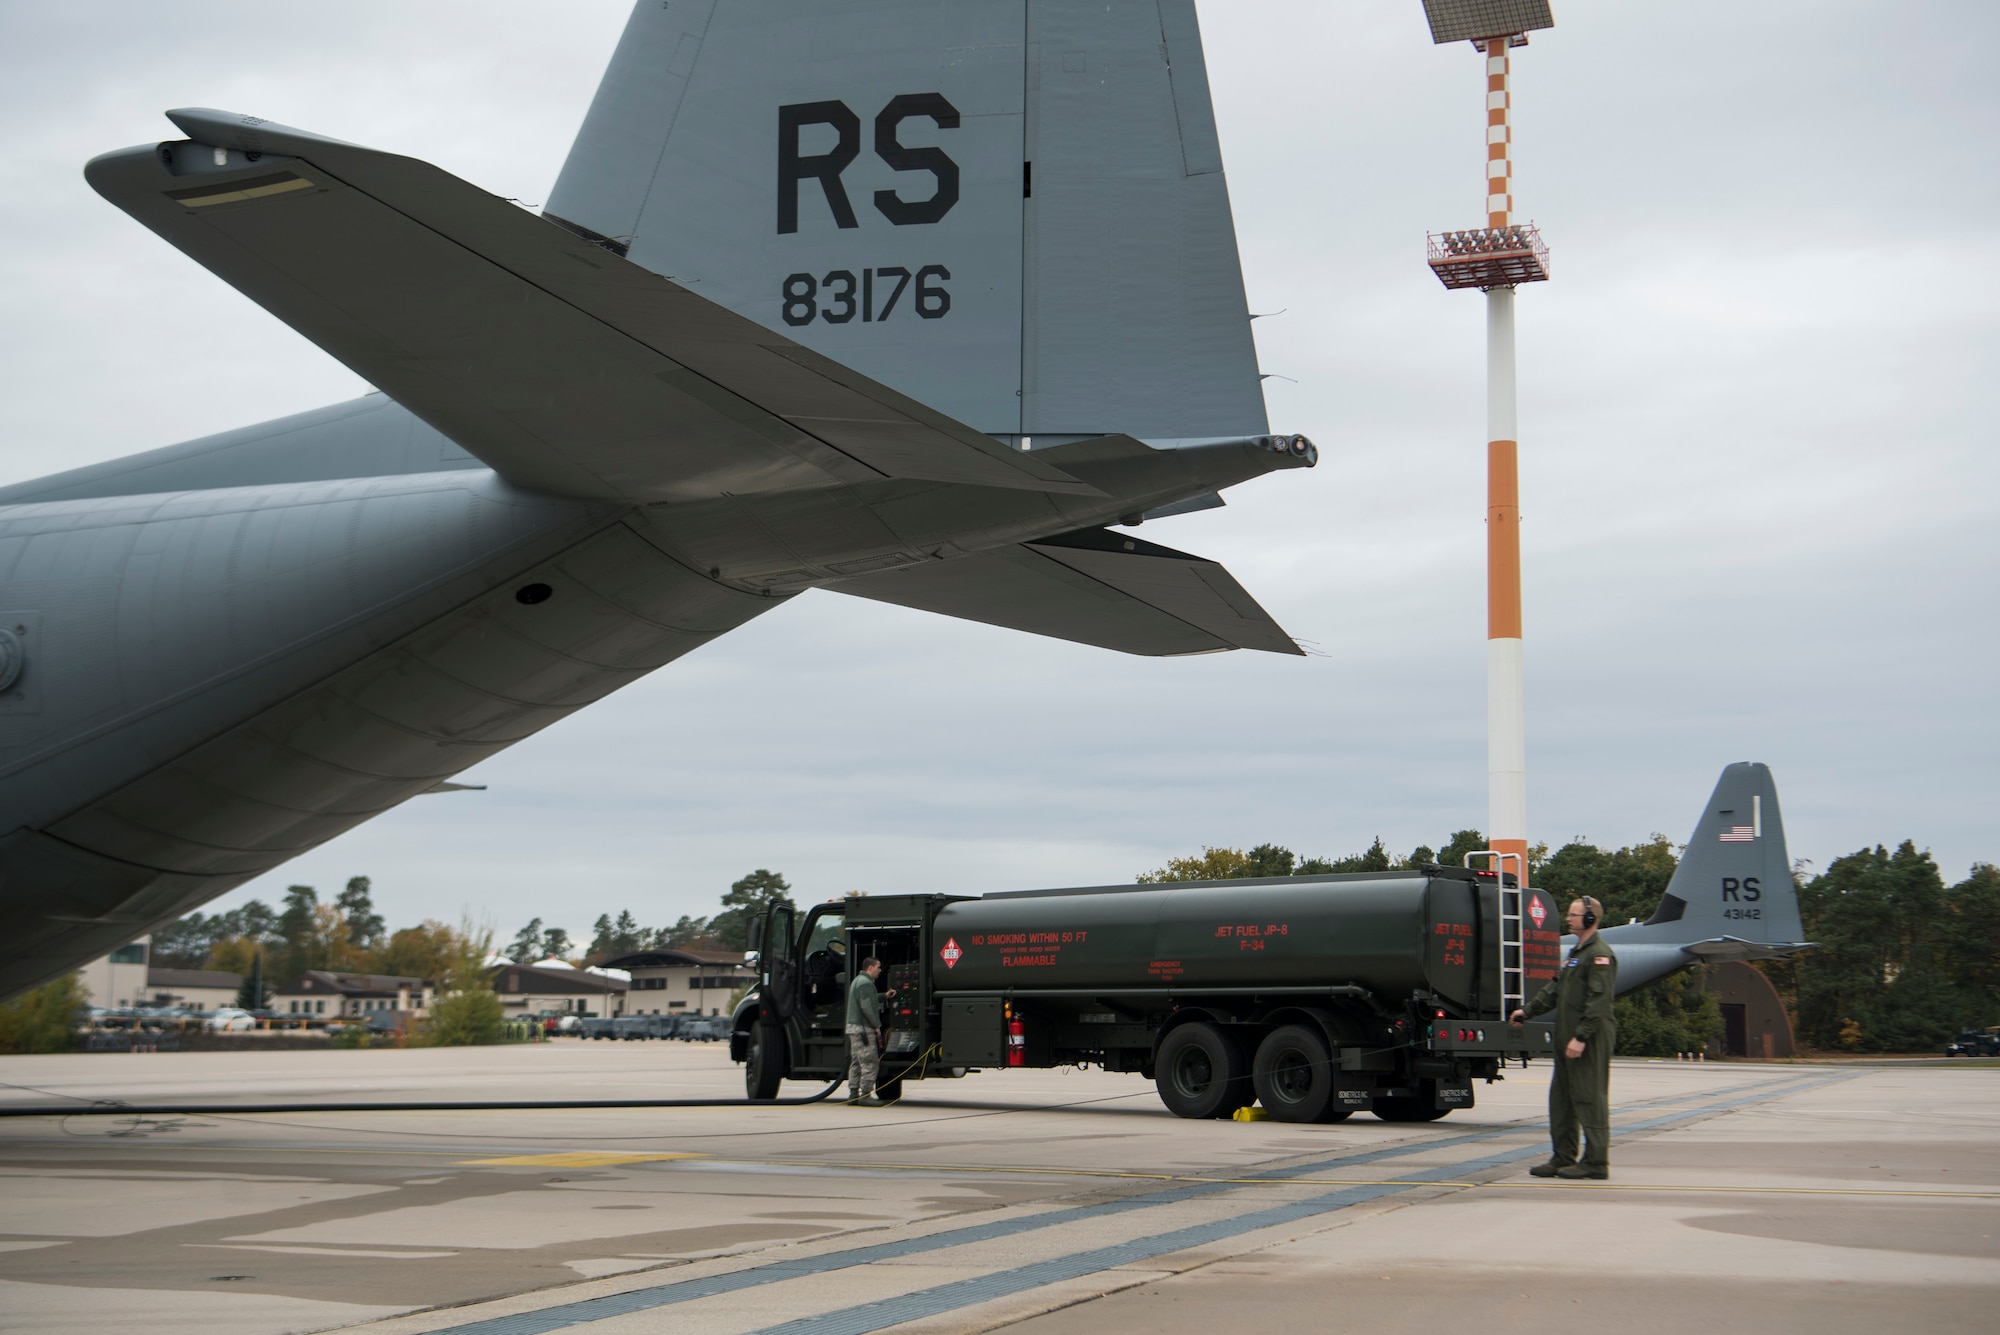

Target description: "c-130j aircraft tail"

left=1593, top=761, right=1814, bottom=993
left=0, top=2, right=1311, bottom=998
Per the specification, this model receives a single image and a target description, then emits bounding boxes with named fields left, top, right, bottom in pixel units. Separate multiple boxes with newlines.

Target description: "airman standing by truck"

left=1512, top=895, right=1618, bottom=1179
left=846, top=955, right=889, bottom=1106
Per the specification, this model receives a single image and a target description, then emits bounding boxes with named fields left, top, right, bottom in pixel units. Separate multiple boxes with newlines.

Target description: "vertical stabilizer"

left=1021, top=0, right=1266, bottom=439
left=1599, top=763, right=1811, bottom=990
left=545, top=0, right=1266, bottom=440
left=1648, top=762, right=1804, bottom=946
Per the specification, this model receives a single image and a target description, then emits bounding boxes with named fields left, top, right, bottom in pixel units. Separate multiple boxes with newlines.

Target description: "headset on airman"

left=1576, top=896, right=1601, bottom=931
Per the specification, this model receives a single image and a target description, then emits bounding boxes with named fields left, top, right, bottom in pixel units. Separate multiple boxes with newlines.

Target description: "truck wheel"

left=745, top=1024, right=786, bottom=1100
left=1155, top=1022, right=1251, bottom=1119
left=1252, top=1025, right=1335, bottom=1123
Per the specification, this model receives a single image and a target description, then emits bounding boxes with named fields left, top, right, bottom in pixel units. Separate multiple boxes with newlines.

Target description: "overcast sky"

left=1, top=1, right=1993, bottom=942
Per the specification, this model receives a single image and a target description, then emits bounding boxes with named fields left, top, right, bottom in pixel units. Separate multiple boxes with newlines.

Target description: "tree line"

left=11, top=827, right=1992, bottom=1058
left=145, top=868, right=800, bottom=990
left=151, top=877, right=473, bottom=995
left=0, top=868, right=800, bottom=1053
left=505, top=869, right=794, bottom=964
left=1777, top=844, right=1998, bottom=1052
left=1138, top=832, right=2000, bottom=1056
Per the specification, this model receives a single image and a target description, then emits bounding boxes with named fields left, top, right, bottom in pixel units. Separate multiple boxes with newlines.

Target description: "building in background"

left=268, top=971, right=435, bottom=1021
left=75, top=936, right=152, bottom=1009
left=602, top=948, right=754, bottom=1017
left=143, top=967, right=241, bottom=1010
left=1703, top=962, right=1797, bottom=1059
left=488, top=962, right=625, bottom=1019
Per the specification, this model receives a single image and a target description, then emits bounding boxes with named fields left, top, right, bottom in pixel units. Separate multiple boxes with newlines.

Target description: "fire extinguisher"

left=1006, top=1012, right=1026, bottom=1067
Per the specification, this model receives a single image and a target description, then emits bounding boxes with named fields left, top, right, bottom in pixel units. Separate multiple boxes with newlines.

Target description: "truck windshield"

left=801, top=907, right=845, bottom=960
left=799, top=907, right=849, bottom=1012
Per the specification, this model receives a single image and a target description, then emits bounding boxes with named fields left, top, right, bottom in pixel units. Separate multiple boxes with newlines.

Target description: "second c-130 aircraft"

left=0, top=2, right=1322, bottom=997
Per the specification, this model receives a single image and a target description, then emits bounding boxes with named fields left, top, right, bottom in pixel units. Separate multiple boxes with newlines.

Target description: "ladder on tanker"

left=1466, top=851, right=1526, bottom=1019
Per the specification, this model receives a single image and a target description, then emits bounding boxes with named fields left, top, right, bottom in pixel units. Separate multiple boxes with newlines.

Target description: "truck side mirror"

left=747, top=912, right=765, bottom=954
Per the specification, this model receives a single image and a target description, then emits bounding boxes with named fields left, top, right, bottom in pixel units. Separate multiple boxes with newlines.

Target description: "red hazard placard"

left=1528, top=898, right=1547, bottom=928
left=939, top=937, right=962, bottom=969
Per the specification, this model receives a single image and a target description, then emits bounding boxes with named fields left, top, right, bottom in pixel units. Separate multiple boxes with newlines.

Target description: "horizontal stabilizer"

left=1143, top=491, right=1226, bottom=521
left=827, top=528, right=1301, bottom=657
left=1679, top=937, right=1818, bottom=964
left=84, top=110, right=1099, bottom=504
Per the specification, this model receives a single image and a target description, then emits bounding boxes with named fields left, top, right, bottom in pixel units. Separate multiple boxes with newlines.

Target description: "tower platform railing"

left=1426, top=224, right=1551, bottom=290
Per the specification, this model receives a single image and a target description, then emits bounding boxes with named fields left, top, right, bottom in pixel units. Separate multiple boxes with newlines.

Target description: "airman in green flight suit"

left=1512, top=896, right=1617, bottom=1180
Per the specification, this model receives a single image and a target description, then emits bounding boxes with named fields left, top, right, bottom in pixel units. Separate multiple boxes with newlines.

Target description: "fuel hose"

left=0, top=1079, right=846, bottom=1118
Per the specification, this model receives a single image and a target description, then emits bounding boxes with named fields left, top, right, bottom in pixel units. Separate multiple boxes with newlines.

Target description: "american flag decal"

left=1719, top=825, right=1755, bottom=843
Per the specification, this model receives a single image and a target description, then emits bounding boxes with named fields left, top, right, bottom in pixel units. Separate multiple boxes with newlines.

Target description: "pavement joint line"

left=1195, top=1179, right=2000, bottom=1200
left=734, top=1073, right=1858, bottom=1335
left=0, top=1075, right=1764, bottom=1172
left=404, top=1072, right=1836, bottom=1335
left=699, top=1074, right=1825, bottom=1187
left=732, top=1076, right=1855, bottom=1335
left=1470, top=1183, right=2000, bottom=1198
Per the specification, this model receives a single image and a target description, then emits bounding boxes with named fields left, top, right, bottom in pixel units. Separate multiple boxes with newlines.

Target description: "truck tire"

left=1155, top=1022, right=1251, bottom=1120
left=745, top=1024, right=786, bottom=1100
left=1252, top=1025, right=1335, bottom=1123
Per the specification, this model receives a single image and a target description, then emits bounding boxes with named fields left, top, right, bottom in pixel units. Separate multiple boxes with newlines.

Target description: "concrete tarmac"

left=0, top=1044, right=1993, bottom=1334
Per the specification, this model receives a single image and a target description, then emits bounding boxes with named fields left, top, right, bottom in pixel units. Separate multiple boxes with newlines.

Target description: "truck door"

left=796, top=905, right=850, bottom=1074
left=759, top=903, right=797, bottom=1020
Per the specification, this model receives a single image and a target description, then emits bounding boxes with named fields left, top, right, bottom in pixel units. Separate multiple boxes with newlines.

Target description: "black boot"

left=1554, top=1164, right=1608, bottom=1180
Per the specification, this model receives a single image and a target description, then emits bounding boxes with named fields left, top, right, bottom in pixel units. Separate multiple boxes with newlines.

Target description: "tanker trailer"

left=732, top=867, right=1565, bottom=1121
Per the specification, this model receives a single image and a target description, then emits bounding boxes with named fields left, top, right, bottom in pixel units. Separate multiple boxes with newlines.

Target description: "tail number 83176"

left=781, top=265, right=950, bottom=326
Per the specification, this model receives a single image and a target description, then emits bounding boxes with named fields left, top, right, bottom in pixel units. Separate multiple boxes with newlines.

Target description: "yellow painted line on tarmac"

left=457, top=1151, right=710, bottom=1168
left=692, top=1157, right=1483, bottom=1188
left=753, top=1158, right=1194, bottom=1182
left=47, top=1141, right=1988, bottom=1202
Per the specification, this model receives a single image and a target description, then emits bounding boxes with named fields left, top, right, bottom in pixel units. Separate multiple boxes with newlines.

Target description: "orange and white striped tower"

left=1423, top=4, right=1555, bottom=884
left=1483, top=34, right=1527, bottom=883
left=1484, top=36, right=1516, bottom=229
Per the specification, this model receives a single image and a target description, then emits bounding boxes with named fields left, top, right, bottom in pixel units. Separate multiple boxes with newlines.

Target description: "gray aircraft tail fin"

left=546, top=0, right=1268, bottom=441
left=1605, top=763, right=1809, bottom=967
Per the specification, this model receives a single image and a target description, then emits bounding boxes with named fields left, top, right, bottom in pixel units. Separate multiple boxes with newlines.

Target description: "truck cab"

left=733, top=893, right=955, bottom=1100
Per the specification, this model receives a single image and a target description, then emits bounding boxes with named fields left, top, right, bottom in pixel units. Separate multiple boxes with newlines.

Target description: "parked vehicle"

left=204, top=1007, right=257, bottom=1032
left=678, top=1015, right=728, bottom=1042
left=614, top=1014, right=677, bottom=1040
left=1945, top=1027, right=2000, bottom=1057
left=579, top=1016, right=618, bottom=1040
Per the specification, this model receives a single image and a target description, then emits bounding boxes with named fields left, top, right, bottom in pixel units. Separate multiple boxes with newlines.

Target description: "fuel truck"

left=729, top=763, right=1811, bottom=1121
